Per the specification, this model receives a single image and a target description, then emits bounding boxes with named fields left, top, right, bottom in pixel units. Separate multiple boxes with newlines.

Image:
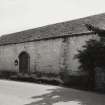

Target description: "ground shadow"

left=25, top=87, right=105, bottom=105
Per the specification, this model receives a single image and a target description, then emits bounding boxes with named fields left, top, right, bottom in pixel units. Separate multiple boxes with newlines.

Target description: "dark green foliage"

left=75, top=40, right=105, bottom=71
left=32, top=71, right=60, bottom=78
left=75, top=39, right=105, bottom=89
left=85, top=24, right=105, bottom=36
left=75, top=39, right=105, bottom=71
left=0, top=70, right=62, bottom=86
left=0, top=71, right=17, bottom=79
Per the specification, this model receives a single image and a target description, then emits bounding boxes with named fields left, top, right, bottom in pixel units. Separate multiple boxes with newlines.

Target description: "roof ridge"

left=0, top=12, right=105, bottom=45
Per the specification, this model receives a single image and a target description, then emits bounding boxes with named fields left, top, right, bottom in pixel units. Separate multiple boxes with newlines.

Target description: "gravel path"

left=0, top=80, right=105, bottom=105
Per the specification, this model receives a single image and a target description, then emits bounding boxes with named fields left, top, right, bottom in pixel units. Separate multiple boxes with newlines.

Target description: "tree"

left=75, top=24, right=105, bottom=89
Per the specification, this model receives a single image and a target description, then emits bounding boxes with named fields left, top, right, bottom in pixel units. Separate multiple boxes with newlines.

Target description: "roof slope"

left=0, top=13, right=105, bottom=45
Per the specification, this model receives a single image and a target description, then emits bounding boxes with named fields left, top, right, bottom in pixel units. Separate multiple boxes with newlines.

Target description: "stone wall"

left=0, top=38, right=62, bottom=74
left=0, top=34, right=98, bottom=76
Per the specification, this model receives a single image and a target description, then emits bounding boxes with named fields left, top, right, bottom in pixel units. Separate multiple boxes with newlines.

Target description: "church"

left=0, top=13, right=104, bottom=85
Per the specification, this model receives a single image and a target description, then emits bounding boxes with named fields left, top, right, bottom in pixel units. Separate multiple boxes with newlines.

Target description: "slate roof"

left=0, top=13, right=105, bottom=45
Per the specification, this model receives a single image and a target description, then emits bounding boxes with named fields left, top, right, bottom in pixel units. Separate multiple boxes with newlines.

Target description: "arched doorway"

left=18, top=51, right=30, bottom=74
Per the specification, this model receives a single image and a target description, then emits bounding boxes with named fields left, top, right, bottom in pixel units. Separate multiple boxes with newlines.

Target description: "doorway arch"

left=18, top=51, right=30, bottom=74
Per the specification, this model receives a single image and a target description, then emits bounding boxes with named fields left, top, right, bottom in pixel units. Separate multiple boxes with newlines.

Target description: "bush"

left=0, top=71, right=17, bottom=79
left=75, top=39, right=105, bottom=89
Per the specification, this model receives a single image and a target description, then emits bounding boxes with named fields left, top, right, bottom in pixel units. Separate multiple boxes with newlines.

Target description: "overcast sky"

left=0, top=0, right=105, bottom=36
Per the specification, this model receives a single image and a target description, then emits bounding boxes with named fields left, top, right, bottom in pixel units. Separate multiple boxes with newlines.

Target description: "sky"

left=0, top=0, right=105, bottom=36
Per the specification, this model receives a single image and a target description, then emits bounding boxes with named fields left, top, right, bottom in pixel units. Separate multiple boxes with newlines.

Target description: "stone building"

left=0, top=13, right=104, bottom=83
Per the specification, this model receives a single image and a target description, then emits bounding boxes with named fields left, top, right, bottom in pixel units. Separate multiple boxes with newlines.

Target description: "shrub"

left=75, top=39, right=105, bottom=89
left=0, top=71, right=17, bottom=79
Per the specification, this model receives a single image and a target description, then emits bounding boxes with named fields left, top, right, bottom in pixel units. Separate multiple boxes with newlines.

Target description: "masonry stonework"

left=0, top=34, right=98, bottom=76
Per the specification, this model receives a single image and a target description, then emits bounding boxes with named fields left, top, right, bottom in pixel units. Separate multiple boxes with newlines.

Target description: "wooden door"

left=19, top=52, right=30, bottom=74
